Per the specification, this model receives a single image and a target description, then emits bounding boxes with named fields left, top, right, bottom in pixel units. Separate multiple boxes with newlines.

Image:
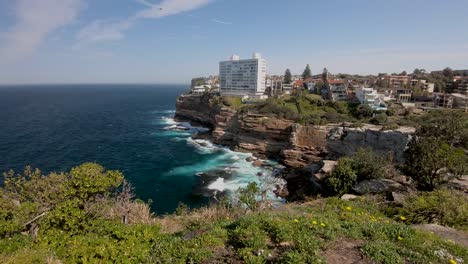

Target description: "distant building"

left=328, top=80, right=349, bottom=101
left=191, top=85, right=211, bottom=94
left=356, top=87, right=387, bottom=111
left=219, top=53, right=267, bottom=98
left=446, top=77, right=468, bottom=95
left=395, top=88, right=412, bottom=103
left=384, top=75, right=410, bottom=89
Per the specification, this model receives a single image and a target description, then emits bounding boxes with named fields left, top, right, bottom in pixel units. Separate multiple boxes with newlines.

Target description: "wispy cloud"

left=211, top=18, right=232, bottom=25
left=73, top=20, right=132, bottom=49
left=0, top=0, right=83, bottom=63
left=358, top=47, right=403, bottom=54
left=74, top=0, right=212, bottom=48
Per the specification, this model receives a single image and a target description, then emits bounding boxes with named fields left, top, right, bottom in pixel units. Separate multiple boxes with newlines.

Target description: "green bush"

left=324, top=157, right=357, bottom=196
left=386, top=189, right=468, bottom=231
left=352, top=148, right=394, bottom=181
left=403, top=137, right=468, bottom=191
left=353, top=104, right=373, bottom=119
left=222, top=96, right=243, bottom=110
left=370, top=113, right=388, bottom=125
left=381, top=123, right=399, bottom=131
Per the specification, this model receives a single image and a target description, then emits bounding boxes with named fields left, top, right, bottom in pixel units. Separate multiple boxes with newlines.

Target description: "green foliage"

left=324, top=158, right=357, bottom=196
left=222, top=96, right=244, bottom=110
left=417, top=110, right=468, bottom=148
left=386, top=189, right=468, bottom=231
left=354, top=104, right=373, bottom=119
left=370, top=113, right=388, bottom=125
left=381, top=123, right=399, bottom=131
left=324, top=149, right=394, bottom=196
left=284, top=69, right=292, bottom=84
left=352, top=148, right=394, bottom=181
left=1, top=164, right=467, bottom=263
left=403, top=137, right=468, bottom=191
left=237, top=182, right=260, bottom=211
left=302, top=64, right=312, bottom=80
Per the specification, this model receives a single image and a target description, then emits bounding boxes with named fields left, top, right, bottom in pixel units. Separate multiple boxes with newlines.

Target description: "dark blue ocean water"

left=0, top=85, right=282, bottom=214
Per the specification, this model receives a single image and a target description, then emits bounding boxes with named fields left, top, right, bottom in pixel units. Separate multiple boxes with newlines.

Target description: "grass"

left=1, top=197, right=467, bottom=263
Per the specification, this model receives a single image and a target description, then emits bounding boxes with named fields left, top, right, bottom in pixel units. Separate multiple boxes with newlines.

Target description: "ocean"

left=0, top=84, right=283, bottom=214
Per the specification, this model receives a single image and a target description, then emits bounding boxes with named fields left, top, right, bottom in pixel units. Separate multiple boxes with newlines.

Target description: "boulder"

left=414, top=224, right=468, bottom=247
left=353, top=179, right=404, bottom=194
left=341, top=194, right=359, bottom=201
left=321, top=160, right=337, bottom=174
left=390, top=192, right=407, bottom=204
left=313, top=160, right=337, bottom=181
left=252, top=160, right=262, bottom=167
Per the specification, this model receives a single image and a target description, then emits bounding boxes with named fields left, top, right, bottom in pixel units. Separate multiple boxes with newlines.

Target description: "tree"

left=322, top=68, right=329, bottom=84
left=352, top=148, right=394, bottom=181
left=370, top=113, right=388, bottom=124
left=354, top=104, right=373, bottom=119
left=413, top=69, right=422, bottom=75
left=403, top=137, right=468, bottom=191
left=324, top=157, right=357, bottom=196
left=302, top=64, right=312, bottom=80
left=442, top=67, right=453, bottom=79
left=284, top=69, right=292, bottom=84
left=237, top=182, right=260, bottom=211
left=400, top=70, right=407, bottom=76
left=417, top=111, right=468, bottom=148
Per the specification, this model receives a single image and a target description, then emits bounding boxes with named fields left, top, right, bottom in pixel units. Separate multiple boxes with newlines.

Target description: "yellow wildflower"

left=345, top=206, right=352, bottom=211
left=312, top=220, right=318, bottom=225
left=320, top=223, right=326, bottom=227
left=225, top=217, right=230, bottom=220
left=399, top=216, right=407, bottom=221
left=449, top=259, right=457, bottom=264
left=397, top=236, right=403, bottom=241
left=293, top=219, right=299, bottom=223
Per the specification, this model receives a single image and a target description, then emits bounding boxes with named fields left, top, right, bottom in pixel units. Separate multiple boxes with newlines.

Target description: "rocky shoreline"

left=175, top=92, right=416, bottom=199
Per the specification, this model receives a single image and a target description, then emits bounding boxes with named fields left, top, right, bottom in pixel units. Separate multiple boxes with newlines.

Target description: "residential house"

left=355, top=87, right=387, bottom=111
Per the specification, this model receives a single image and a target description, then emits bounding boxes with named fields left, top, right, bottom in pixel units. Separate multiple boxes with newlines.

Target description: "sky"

left=0, top=0, right=467, bottom=84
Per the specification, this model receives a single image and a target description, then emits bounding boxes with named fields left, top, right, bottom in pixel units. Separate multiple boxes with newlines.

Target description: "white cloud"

left=73, top=20, right=132, bottom=49
left=135, top=0, right=212, bottom=19
left=0, top=0, right=83, bottom=63
left=211, top=18, right=232, bottom=25
left=74, top=0, right=212, bottom=48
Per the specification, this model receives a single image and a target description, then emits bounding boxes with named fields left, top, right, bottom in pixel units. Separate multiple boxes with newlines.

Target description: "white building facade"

left=356, top=87, right=388, bottom=111
left=219, top=53, right=267, bottom=98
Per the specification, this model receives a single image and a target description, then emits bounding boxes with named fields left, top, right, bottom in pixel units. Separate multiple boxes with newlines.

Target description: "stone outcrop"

left=175, top=93, right=415, bottom=167
left=174, top=93, right=220, bottom=127
left=327, top=124, right=415, bottom=163
left=352, top=179, right=405, bottom=194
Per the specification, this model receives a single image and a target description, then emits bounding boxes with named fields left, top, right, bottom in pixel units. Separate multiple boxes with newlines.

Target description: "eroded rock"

left=353, top=179, right=404, bottom=194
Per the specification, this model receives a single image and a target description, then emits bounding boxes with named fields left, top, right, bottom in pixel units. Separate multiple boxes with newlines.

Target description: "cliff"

left=175, top=93, right=415, bottom=168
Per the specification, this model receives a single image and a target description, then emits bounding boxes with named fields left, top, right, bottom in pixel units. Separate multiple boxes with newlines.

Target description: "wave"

left=152, top=110, right=176, bottom=114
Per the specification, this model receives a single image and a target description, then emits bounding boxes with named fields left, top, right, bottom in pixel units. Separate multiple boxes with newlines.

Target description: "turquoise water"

left=0, top=84, right=283, bottom=214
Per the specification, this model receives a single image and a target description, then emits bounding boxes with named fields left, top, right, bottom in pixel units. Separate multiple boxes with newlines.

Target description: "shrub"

left=353, top=104, right=373, bottom=119
left=387, top=189, right=468, bottom=231
left=381, top=123, right=399, bottom=131
left=237, top=182, right=260, bottom=211
left=370, top=113, right=388, bottom=125
left=386, top=108, right=396, bottom=116
left=222, top=96, right=243, bottom=110
left=324, top=157, right=357, bottom=196
left=352, top=148, right=394, bottom=181
left=403, top=137, right=468, bottom=191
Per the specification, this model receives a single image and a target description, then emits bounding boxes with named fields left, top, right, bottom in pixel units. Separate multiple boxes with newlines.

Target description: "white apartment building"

left=219, top=53, right=267, bottom=98
left=356, top=87, right=388, bottom=111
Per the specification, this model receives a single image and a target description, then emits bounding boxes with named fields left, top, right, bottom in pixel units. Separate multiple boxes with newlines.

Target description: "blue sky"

left=0, top=0, right=467, bottom=84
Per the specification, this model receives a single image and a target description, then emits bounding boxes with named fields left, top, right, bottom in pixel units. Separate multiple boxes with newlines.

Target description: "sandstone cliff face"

left=174, top=94, right=220, bottom=127
left=327, top=125, right=415, bottom=163
left=175, top=93, right=414, bottom=167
